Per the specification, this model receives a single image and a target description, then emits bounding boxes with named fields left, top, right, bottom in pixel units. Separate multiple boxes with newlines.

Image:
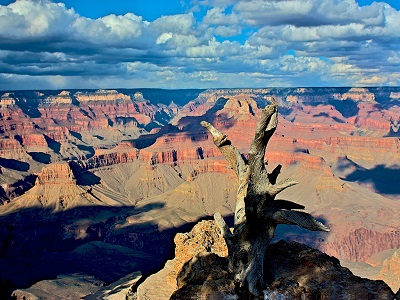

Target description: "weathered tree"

left=201, top=98, right=329, bottom=297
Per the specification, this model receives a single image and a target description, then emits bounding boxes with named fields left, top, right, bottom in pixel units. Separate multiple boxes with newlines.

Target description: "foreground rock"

left=260, top=241, right=394, bottom=300
left=136, top=219, right=228, bottom=299
left=134, top=220, right=395, bottom=299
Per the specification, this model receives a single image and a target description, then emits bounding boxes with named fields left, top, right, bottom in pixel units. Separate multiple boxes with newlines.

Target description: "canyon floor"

left=0, top=87, right=399, bottom=298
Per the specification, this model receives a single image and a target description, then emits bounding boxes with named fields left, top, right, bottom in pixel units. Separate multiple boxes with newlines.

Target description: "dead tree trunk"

left=201, top=99, right=329, bottom=297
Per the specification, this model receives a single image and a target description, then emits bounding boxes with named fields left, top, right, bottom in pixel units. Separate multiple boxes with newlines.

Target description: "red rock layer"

left=20, top=134, right=48, bottom=149
left=322, top=227, right=400, bottom=262
left=0, top=138, right=25, bottom=159
left=81, top=148, right=140, bottom=169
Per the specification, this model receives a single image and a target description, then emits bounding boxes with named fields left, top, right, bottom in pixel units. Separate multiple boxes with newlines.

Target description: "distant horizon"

left=1, top=0, right=400, bottom=90
left=2, top=86, right=400, bottom=93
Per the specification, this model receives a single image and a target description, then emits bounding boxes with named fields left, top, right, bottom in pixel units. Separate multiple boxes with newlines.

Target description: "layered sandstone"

left=322, top=228, right=400, bottom=262
left=35, top=163, right=75, bottom=185
left=0, top=138, right=26, bottom=160
left=0, top=90, right=179, bottom=157
left=19, top=134, right=50, bottom=152
left=80, top=146, right=139, bottom=169
left=390, top=92, right=400, bottom=99
left=74, top=89, right=131, bottom=102
left=43, top=91, right=73, bottom=105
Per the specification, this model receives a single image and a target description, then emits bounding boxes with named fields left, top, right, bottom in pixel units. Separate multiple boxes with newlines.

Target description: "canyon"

left=0, top=87, right=399, bottom=298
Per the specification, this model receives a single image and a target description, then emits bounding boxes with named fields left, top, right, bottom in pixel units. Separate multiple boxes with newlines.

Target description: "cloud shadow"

left=342, top=164, right=400, bottom=196
left=0, top=157, right=29, bottom=172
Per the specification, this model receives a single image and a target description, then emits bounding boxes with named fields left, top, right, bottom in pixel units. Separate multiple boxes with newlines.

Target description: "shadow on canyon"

left=132, top=88, right=206, bottom=106
left=0, top=157, right=30, bottom=172
left=327, top=100, right=359, bottom=118
left=342, top=164, right=400, bottom=196
left=15, top=96, right=41, bottom=119
left=27, top=152, right=51, bottom=164
left=0, top=202, right=214, bottom=298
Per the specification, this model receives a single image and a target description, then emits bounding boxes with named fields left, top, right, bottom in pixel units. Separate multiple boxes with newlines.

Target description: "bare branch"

left=273, top=199, right=305, bottom=210
left=200, top=121, right=226, bottom=145
left=248, top=101, right=278, bottom=176
left=214, top=212, right=233, bottom=248
left=273, top=210, right=330, bottom=232
left=201, top=121, right=246, bottom=178
left=268, top=164, right=282, bottom=184
left=268, top=178, right=299, bottom=197
left=234, top=168, right=250, bottom=226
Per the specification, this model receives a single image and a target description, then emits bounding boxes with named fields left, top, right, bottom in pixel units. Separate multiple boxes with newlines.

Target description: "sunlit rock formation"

left=74, top=89, right=131, bottom=102
left=0, top=93, right=16, bottom=108
left=43, top=91, right=73, bottom=105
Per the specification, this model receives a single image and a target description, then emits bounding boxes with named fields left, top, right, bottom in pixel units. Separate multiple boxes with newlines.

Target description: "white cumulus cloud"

left=0, top=0, right=399, bottom=89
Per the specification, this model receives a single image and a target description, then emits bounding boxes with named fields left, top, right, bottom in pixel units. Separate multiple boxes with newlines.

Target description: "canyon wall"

left=0, top=87, right=399, bottom=295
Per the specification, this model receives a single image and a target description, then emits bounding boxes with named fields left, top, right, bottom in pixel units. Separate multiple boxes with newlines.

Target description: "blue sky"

left=0, top=0, right=399, bottom=89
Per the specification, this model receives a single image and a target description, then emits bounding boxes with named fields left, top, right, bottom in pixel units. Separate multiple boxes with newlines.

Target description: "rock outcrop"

left=136, top=219, right=228, bottom=299
left=2, top=163, right=104, bottom=211
left=133, top=220, right=394, bottom=299
left=322, top=227, right=400, bottom=262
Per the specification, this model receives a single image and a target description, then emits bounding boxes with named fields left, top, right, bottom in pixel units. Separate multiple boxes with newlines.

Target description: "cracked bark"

left=201, top=99, right=329, bottom=297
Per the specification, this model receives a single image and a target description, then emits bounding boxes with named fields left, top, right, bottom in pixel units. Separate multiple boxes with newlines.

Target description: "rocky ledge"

left=130, top=220, right=396, bottom=300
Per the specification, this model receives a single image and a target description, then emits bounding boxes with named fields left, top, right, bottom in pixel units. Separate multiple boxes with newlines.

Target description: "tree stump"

left=201, top=98, right=329, bottom=297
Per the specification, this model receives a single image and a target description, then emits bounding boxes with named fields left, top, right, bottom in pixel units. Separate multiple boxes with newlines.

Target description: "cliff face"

left=43, top=91, right=73, bottom=105
left=79, top=146, right=140, bottom=169
left=322, top=227, right=400, bottom=262
left=0, top=89, right=182, bottom=203
left=0, top=138, right=26, bottom=160
left=336, top=87, right=377, bottom=102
